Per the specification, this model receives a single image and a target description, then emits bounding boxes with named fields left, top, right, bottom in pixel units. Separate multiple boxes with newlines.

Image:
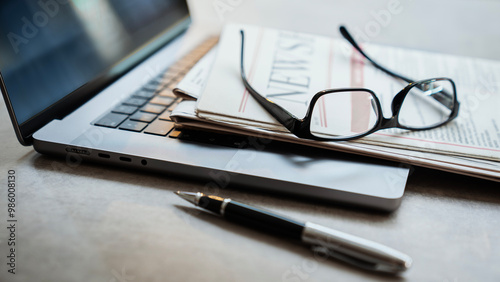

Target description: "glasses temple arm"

left=339, top=26, right=413, bottom=84
left=339, top=26, right=455, bottom=110
left=239, top=30, right=300, bottom=132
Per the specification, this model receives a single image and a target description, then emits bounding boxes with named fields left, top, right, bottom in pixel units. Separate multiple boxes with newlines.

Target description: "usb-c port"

left=98, top=153, right=110, bottom=159
left=119, top=156, right=132, bottom=162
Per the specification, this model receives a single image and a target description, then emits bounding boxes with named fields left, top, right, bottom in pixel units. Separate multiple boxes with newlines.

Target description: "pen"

left=174, top=191, right=412, bottom=273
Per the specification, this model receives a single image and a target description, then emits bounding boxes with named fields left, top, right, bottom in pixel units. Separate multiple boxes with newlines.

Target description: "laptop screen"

left=0, top=0, right=189, bottom=143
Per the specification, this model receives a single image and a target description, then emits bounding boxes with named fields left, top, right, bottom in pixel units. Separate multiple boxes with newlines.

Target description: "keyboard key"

left=94, top=113, right=128, bottom=128
left=129, top=112, right=157, bottom=123
left=168, top=62, right=190, bottom=73
left=133, top=89, right=156, bottom=99
left=144, top=120, right=175, bottom=136
left=158, top=110, right=172, bottom=121
left=149, top=96, right=175, bottom=106
left=157, top=88, right=176, bottom=98
left=112, top=104, right=138, bottom=115
left=143, top=84, right=160, bottom=92
left=151, top=78, right=168, bottom=88
left=169, top=130, right=182, bottom=138
left=123, top=97, right=148, bottom=107
left=152, top=76, right=165, bottom=83
left=148, top=78, right=161, bottom=84
left=167, top=101, right=179, bottom=112
left=119, top=120, right=148, bottom=132
left=165, top=83, right=178, bottom=92
left=161, top=71, right=178, bottom=81
left=140, top=104, right=166, bottom=114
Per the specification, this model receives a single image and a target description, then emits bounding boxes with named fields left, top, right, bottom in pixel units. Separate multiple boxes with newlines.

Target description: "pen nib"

left=174, top=191, right=203, bottom=206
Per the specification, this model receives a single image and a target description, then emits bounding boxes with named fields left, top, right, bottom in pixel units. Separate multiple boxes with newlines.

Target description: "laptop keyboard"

left=93, top=37, right=218, bottom=136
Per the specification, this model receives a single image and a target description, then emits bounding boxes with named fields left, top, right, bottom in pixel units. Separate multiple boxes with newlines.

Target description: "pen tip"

left=174, top=191, right=200, bottom=206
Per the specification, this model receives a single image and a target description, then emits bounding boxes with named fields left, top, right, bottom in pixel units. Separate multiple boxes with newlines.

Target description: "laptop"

left=0, top=0, right=409, bottom=211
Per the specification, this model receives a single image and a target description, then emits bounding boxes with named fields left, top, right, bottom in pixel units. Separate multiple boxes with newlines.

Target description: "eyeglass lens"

left=398, top=79, right=455, bottom=129
left=310, top=90, right=379, bottom=139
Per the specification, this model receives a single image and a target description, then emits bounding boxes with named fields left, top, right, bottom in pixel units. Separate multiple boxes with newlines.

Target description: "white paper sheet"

left=196, top=24, right=500, bottom=162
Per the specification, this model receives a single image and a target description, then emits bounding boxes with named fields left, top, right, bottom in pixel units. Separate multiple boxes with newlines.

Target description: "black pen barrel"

left=223, top=201, right=305, bottom=240
left=198, top=195, right=305, bottom=240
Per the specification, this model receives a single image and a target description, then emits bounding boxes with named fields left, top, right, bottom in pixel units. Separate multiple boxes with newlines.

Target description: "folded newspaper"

left=171, top=23, right=500, bottom=181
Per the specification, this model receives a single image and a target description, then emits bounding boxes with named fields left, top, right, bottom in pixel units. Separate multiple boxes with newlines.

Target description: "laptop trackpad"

left=227, top=144, right=408, bottom=202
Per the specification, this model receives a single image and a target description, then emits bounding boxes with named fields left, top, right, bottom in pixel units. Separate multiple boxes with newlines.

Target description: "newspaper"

left=172, top=46, right=217, bottom=100
left=173, top=24, right=500, bottom=181
left=172, top=101, right=500, bottom=181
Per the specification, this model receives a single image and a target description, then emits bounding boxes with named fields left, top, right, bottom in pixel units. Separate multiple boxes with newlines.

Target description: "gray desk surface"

left=1, top=1, right=500, bottom=281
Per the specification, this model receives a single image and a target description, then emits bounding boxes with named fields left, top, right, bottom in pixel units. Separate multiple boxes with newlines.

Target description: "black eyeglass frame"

left=239, top=28, right=460, bottom=141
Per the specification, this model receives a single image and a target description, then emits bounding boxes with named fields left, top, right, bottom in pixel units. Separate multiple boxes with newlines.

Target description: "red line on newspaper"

left=373, top=132, right=500, bottom=152
left=350, top=47, right=367, bottom=133
left=321, top=98, right=327, bottom=127
left=322, top=39, right=334, bottom=128
left=239, top=28, right=264, bottom=113
left=318, top=97, right=324, bottom=128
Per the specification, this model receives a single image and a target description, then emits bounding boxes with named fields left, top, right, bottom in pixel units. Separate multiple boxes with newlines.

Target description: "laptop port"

left=65, top=147, right=90, bottom=155
left=119, top=156, right=132, bottom=162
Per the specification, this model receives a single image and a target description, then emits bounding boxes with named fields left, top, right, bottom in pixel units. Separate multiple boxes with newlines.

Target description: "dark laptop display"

left=0, top=0, right=189, bottom=145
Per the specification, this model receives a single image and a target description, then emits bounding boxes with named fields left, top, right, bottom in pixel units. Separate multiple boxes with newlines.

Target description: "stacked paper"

left=172, top=24, right=500, bottom=181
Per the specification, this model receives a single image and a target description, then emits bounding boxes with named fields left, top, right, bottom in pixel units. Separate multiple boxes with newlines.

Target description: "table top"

left=1, top=1, right=500, bottom=281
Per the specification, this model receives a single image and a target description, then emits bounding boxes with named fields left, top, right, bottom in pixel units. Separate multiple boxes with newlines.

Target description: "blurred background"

left=187, top=0, right=500, bottom=60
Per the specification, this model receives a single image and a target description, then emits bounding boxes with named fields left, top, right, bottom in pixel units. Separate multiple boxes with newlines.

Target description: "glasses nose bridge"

left=380, top=116, right=398, bottom=129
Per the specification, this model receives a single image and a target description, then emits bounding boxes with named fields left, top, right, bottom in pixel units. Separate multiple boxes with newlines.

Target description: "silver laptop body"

left=0, top=0, right=408, bottom=211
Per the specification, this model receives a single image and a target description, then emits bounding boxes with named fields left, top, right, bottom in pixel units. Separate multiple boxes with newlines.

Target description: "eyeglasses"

left=239, top=27, right=460, bottom=141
